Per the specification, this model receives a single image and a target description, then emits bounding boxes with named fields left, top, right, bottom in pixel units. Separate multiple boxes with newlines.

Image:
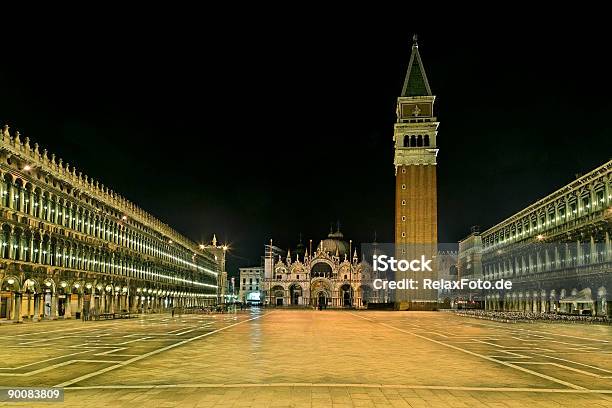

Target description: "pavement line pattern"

left=0, top=351, right=89, bottom=371
left=55, top=313, right=267, bottom=388
left=349, top=312, right=587, bottom=391
left=62, top=383, right=612, bottom=394
left=462, top=318, right=611, bottom=343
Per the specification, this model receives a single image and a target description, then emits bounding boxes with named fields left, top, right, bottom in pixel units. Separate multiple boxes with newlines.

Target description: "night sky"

left=1, top=19, right=610, bottom=279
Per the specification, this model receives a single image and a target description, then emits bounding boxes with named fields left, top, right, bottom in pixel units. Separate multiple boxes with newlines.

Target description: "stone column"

left=64, top=295, right=72, bottom=319
left=50, top=293, right=58, bottom=320
left=101, top=292, right=107, bottom=313
left=18, top=189, right=25, bottom=213
left=13, top=293, right=22, bottom=322
left=7, top=229, right=14, bottom=260
left=109, top=293, right=115, bottom=314
left=77, top=293, right=83, bottom=320
left=7, top=182, right=13, bottom=210
left=32, top=294, right=39, bottom=322
left=9, top=293, right=15, bottom=320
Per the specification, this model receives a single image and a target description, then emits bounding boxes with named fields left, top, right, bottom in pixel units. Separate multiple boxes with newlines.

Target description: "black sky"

left=1, top=18, right=610, bottom=279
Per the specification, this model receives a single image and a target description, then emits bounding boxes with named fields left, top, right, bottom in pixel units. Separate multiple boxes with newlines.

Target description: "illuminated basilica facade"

left=265, top=229, right=376, bottom=308
left=0, top=125, right=221, bottom=322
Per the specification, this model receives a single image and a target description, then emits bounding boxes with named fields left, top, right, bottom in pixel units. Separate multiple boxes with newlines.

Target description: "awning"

left=559, top=289, right=593, bottom=303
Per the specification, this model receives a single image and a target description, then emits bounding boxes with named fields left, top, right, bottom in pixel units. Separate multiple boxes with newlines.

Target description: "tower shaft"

left=393, top=38, right=438, bottom=309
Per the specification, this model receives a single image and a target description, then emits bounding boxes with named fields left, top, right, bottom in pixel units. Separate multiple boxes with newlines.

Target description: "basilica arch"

left=311, top=278, right=332, bottom=308
left=288, top=283, right=303, bottom=306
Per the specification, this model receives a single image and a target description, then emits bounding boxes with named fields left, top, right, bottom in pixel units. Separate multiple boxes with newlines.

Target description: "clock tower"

left=394, top=35, right=438, bottom=310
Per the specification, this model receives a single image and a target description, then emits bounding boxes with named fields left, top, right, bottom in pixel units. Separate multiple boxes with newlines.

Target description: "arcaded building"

left=459, top=160, right=612, bottom=316
left=0, top=125, right=220, bottom=321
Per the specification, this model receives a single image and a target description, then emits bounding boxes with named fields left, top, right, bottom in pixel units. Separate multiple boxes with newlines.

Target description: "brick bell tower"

left=394, top=35, right=438, bottom=310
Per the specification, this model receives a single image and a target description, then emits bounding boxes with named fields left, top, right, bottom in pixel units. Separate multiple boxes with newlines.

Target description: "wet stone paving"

left=1, top=309, right=612, bottom=407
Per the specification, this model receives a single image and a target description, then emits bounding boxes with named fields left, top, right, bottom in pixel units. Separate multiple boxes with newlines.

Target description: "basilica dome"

left=321, top=229, right=349, bottom=257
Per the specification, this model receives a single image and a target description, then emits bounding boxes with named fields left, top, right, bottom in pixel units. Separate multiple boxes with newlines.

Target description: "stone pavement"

left=1, top=309, right=611, bottom=407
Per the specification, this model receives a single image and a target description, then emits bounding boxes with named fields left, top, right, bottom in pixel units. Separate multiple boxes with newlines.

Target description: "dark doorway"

left=318, top=293, right=326, bottom=309
left=58, top=297, right=66, bottom=316
left=0, top=296, right=7, bottom=318
left=290, top=285, right=302, bottom=306
left=340, top=284, right=352, bottom=307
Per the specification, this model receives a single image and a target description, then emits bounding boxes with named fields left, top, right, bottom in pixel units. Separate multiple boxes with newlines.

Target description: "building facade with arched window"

left=264, top=229, right=374, bottom=309
left=0, top=125, right=221, bottom=322
left=458, top=160, right=612, bottom=316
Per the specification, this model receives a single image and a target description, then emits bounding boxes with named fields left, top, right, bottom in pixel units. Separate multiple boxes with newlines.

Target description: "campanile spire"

left=401, top=34, right=432, bottom=97
left=393, top=35, right=439, bottom=310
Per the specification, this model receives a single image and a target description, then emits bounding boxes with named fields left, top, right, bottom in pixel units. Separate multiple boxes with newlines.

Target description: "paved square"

left=1, top=310, right=612, bottom=407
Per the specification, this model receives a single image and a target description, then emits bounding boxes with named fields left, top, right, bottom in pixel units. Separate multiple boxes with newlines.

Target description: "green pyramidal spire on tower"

left=401, top=34, right=432, bottom=97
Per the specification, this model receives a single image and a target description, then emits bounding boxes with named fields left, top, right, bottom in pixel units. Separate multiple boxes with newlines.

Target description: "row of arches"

left=0, top=275, right=215, bottom=321
left=0, top=223, right=217, bottom=287
left=275, top=260, right=363, bottom=281
left=403, top=134, right=431, bottom=148
left=268, top=280, right=369, bottom=308
left=483, top=178, right=610, bottom=249
left=486, top=286, right=610, bottom=316
left=483, top=239, right=611, bottom=280
left=0, top=172, right=217, bottom=276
